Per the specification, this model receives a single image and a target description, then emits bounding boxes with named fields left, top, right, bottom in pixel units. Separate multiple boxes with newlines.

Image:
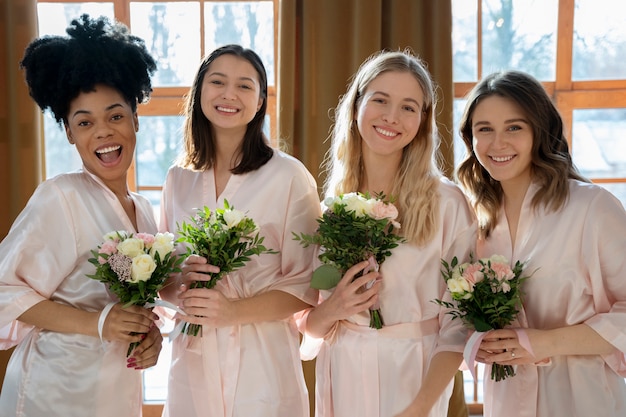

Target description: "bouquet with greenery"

left=434, top=254, right=529, bottom=381
left=176, top=200, right=277, bottom=336
left=293, top=192, right=405, bottom=329
left=88, top=231, right=182, bottom=356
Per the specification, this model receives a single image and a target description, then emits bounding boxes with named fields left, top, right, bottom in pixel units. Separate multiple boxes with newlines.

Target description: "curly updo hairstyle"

left=20, top=14, right=157, bottom=124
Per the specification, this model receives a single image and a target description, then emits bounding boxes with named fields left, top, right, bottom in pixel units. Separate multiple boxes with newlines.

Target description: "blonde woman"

left=298, top=50, right=476, bottom=417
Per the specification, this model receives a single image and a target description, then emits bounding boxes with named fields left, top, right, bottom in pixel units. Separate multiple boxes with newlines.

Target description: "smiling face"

left=471, top=94, right=534, bottom=191
left=200, top=54, right=263, bottom=139
left=64, top=84, right=138, bottom=193
left=356, top=70, right=424, bottom=162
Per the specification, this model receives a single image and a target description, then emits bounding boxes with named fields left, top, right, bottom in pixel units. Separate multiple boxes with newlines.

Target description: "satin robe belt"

left=340, top=318, right=439, bottom=338
left=319, top=318, right=439, bottom=417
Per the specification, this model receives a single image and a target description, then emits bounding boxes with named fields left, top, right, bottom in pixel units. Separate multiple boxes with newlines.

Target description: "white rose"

left=223, top=209, right=245, bottom=229
left=447, top=276, right=470, bottom=296
left=116, top=238, right=145, bottom=258
left=342, top=194, right=373, bottom=217
left=323, top=196, right=338, bottom=208
left=103, top=230, right=127, bottom=242
left=488, top=254, right=509, bottom=265
left=130, top=254, right=156, bottom=283
left=150, top=232, right=175, bottom=260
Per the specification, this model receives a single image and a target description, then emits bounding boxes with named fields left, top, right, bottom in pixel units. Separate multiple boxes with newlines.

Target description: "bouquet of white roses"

left=434, top=254, right=529, bottom=381
left=176, top=200, right=277, bottom=336
left=88, top=230, right=182, bottom=356
left=293, top=192, right=404, bottom=329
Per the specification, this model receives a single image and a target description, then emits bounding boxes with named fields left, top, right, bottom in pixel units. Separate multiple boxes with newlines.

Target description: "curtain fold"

left=278, top=0, right=454, bottom=191
left=1, top=0, right=41, bottom=239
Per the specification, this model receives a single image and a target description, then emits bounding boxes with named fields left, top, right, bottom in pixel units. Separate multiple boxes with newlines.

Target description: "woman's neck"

left=360, top=153, right=400, bottom=197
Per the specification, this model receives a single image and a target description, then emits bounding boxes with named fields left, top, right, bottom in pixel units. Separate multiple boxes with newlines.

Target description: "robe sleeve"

left=434, top=182, right=477, bottom=355
left=0, top=181, right=79, bottom=348
left=264, top=162, right=321, bottom=306
left=582, top=189, right=626, bottom=376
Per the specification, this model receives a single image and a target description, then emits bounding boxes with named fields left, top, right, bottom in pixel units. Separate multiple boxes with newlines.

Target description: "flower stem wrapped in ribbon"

left=293, top=192, right=405, bottom=329
left=176, top=200, right=278, bottom=336
left=434, top=254, right=530, bottom=381
left=88, top=231, right=182, bottom=356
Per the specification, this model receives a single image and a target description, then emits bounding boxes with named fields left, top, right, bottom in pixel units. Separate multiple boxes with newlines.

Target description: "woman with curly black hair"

left=0, top=14, right=161, bottom=416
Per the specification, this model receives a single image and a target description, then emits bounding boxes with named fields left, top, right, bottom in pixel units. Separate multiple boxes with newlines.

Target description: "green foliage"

left=87, top=249, right=181, bottom=307
left=87, top=231, right=183, bottom=356
left=434, top=254, right=533, bottom=381
left=293, top=192, right=405, bottom=329
left=176, top=200, right=278, bottom=336
left=293, top=198, right=404, bottom=277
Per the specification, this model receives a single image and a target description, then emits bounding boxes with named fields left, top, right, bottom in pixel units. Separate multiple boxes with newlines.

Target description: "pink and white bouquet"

left=434, top=254, right=529, bottom=381
left=293, top=192, right=405, bottom=329
left=176, top=200, right=278, bottom=336
left=88, top=231, right=182, bottom=355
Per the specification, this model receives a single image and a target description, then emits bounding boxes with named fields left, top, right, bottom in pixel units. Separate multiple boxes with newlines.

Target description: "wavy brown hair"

left=456, top=70, right=588, bottom=238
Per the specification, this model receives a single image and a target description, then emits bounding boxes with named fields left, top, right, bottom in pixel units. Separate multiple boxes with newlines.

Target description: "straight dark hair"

left=178, top=44, right=272, bottom=174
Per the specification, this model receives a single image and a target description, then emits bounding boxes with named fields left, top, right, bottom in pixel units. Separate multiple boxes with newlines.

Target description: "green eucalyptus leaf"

left=310, top=264, right=342, bottom=290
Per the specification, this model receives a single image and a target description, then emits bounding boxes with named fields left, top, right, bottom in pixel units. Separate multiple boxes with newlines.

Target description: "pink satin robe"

left=299, top=178, right=476, bottom=417
left=159, top=150, right=321, bottom=417
left=0, top=169, right=157, bottom=417
left=477, top=180, right=626, bottom=417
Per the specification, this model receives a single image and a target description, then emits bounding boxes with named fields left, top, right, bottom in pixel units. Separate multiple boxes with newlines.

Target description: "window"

left=452, top=0, right=626, bottom=413
left=36, top=1, right=277, bottom=414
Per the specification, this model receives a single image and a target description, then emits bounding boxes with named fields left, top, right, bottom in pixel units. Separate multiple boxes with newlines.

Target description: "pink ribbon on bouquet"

left=363, top=256, right=380, bottom=310
left=463, top=327, right=535, bottom=380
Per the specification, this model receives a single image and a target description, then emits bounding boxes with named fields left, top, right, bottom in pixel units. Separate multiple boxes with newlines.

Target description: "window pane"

left=204, top=1, right=275, bottom=86
left=142, top=336, right=172, bottom=402
left=452, top=0, right=478, bottom=82
left=452, top=99, right=469, bottom=169
left=135, top=115, right=184, bottom=187
left=44, top=113, right=82, bottom=179
left=481, top=0, right=557, bottom=80
left=572, top=0, right=626, bottom=80
left=37, top=2, right=114, bottom=34
left=572, top=109, right=626, bottom=179
left=130, top=2, right=201, bottom=87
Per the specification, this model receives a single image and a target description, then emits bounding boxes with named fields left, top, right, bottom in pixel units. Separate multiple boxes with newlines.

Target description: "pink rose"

left=462, top=263, right=484, bottom=290
left=371, top=201, right=399, bottom=221
left=97, top=240, right=118, bottom=264
left=491, top=262, right=514, bottom=282
left=98, top=240, right=118, bottom=255
left=135, top=233, right=155, bottom=248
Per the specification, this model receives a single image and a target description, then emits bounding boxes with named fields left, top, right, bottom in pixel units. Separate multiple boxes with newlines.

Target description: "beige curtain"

left=0, top=0, right=40, bottom=391
left=1, top=0, right=41, bottom=238
left=277, top=0, right=455, bottom=191
left=277, top=1, right=454, bottom=414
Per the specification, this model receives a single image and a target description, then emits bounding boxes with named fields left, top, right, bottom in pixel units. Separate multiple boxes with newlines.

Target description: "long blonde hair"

left=323, top=49, right=442, bottom=246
